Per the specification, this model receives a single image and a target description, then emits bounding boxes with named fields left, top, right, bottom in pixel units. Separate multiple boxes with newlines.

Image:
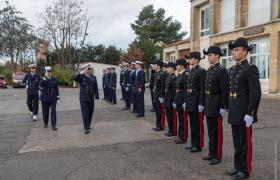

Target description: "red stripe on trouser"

left=183, top=111, right=188, bottom=143
left=199, top=112, right=204, bottom=148
left=160, top=104, right=165, bottom=129
left=217, top=116, right=223, bottom=161
left=173, top=108, right=177, bottom=136
left=247, top=127, right=252, bottom=173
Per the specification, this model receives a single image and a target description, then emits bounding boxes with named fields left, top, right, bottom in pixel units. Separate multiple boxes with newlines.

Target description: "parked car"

left=12, top=72, right=26, bottom=88
left=0, top=75, right=7, bottom=88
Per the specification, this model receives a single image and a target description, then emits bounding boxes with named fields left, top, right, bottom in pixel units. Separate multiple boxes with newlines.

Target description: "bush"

left=52, top=64, right=75, bottom=87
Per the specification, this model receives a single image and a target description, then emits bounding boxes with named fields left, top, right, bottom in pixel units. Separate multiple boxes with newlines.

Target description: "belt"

left=176, top=89, right=184, bottom=93
left=229, top=92, right=238, bottom=99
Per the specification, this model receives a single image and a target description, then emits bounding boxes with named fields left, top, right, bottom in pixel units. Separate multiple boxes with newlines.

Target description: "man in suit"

left=184, top=52, right=206, bottom=153
left=40, top=66, right=60, bottom=131
left=226, top=37, right=261, bottom=179
left=74, top=65, right=99, bottom=134
left=23, top=64, right=41, bottom=121
left=135, top=61, right=146, bottom=117
left=202, top=46, right=229, bottom=165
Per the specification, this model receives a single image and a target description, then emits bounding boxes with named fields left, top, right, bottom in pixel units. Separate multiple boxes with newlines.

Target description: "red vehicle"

left=0, top=75, right=7, bottom=88
left=12, top=72, right=26, bottom=88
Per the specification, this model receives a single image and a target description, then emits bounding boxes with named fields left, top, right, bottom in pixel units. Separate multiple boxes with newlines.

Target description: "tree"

left=38, top=0, right=90, bottom=68
left=103, top=46, right=122, bottom=65
left=0, top=1, right=37, bottom=71
left=131, top=5, right=186, bottom=63
left=121, top=42, right=144, bottom=63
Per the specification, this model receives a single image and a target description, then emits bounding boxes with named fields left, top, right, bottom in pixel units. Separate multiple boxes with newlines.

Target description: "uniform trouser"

left=125, top=89, right=131, bottom=109
left=80, top=101, right=94, bottom=130
left=150, top=87, right=155, bottom=109
left=111, top=88, right=116, bottom=103
left=165, top=107, right=174, bottom=134
left=189, top=111, right=204, bottom=149
left=103, top=86, right=106, bottom=99
left=104, top=87, right=108, bottom=99
left=131, top=87, right=137, bottom=111
left=136, top=91, right=145, bottom=116
left=177, top=106, right=184, bottom=141
left=232, top=125, right=252, bottom=174
left=206, top=116, right=223, bottom=160
left=154, top=97, right=162, bottom=129
left=27, top=94, right=39, bottom=115
left=121, top=85, right=125, bottom=99
left=42, top=101, right=57, bottom=128
left=108, top=87, right=112, bottom=102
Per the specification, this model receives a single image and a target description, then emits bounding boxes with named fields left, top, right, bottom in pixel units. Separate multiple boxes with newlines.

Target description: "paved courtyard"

left=0, top=88, right=280, bottom=180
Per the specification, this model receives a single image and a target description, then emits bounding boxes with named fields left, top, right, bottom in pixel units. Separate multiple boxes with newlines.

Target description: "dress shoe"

left=52, top=127, right=58, bottom=131
left=131, top=110, right=137, bottom=113
left=202, top=155, right=212, bottom=161
left=111, top=102, right=117, bottom=105
left=190, top=147, right=201, bottom=153
left=84, top=129, right=90, bottom=134
left=226, top=169, right=239, bottom=176
left=152, top=127, right=163, bottom=131
left=232, top=171, right=249, bottom=179
left=209, top=159, right=221, bottom=165
left=164, top=132, right=173, bottom=137
left=150, top=109, right=155, bottom=112
left=174, top=139, right=184, bottom=144
left=44, top=125, right=48, bottom=128
left=185, top=145, right=193, bottom=150
left=136, top=115, right=144, bottom=117
left=122, top=108, right=129, bottom=110
left=120, top=98, right=124, bottom=100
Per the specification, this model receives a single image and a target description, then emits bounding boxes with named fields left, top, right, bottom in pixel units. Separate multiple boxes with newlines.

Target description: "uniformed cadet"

left=202, top=46, right=229, bottom=165
left=102, top=69, right=106, bottom=100
left=226, top=37, right=261, bottom=179
left=122, top=62, right=132, bottom=110
left=149, top=64, right=156, bottom=112
left=119, top=64, right=125, bottom=100
left=152, top=60, right=165, bottom=131
left=135, top=61, right=146, bottom=117
left=164, top=62, right=177, bottom=137
left=39, top=66, right=59, bottom=130
left=74, top=65, right=99, bottom=134
left=183, top=52, right=206, bottom=152
left=130, top=62, right=137, bottom=113
left=173, top=59, right=188, bottom=144
left=23, top=64, right=40, bottom=121
left=109, top=67, right=117, bottom=104
left=106, top=68, right=112, bottom=103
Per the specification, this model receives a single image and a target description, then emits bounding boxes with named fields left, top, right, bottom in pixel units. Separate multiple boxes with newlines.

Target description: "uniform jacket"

left=123, top=69, right=132, bottom=89
left=39, top=77, right=59, bottom=102
left=74, top=74, right=99, bottom=102
left=135, top=69, right=146, bottom=92
left=149, top=70, right=155, bottom=89
left=228, top=59, right=261, bottom=125
left=164, top=73, right=176, bottom=108
left=120, top=70, right=124, bottom=87
left=153, top=70, right=165, bottom=101
left=204, top=63, right=229, bottom=117
left=174, top=71, right=187, bottom=106
left=110, top=72, right=117, bottom=88
left=23, top=73, right=41, bottom=95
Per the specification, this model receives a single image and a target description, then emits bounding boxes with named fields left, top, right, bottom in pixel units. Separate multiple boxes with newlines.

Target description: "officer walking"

left=74, top=65, right=99, bottom=134
left=164, top=62, right=177, bottom=137
left=135, top=61, right=146, bottom=117
left=226, top=37, right=261, bottom=179
left=39, top=66, right=59, bottom=130
left=109, top=67, right=117, bottom=105
left=23, top=64, right=41, bottom=121
left=152, top=60, right=165, bottom=131
left=173, top=59, right=188, bottom=144
left=184, top=52, right=206, bottom=153
left=202, top=46, right=229, bottom=165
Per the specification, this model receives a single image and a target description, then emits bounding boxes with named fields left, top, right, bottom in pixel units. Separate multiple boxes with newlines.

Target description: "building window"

left=200, top=6, right=210, bottom=37
left=248, top=38, right=269, bottom=79
left=220, top=46, right=234, bottom=69
left=220, top=0, right=235, bottom=32
left=248, top=0, right=271, bottom=26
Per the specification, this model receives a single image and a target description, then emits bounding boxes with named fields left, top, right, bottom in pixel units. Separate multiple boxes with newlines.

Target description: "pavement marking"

left=19, top=120, right=169, bottom=153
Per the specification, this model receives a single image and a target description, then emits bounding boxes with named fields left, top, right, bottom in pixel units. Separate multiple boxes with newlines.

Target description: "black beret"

left=175, top=58, right=186, bottom=66
left=166, top=62, right=176, bottom=68
left=203, top=46, right=223, bottom=56
left=185, top=51, right=204, bottom=60
left=153, top=60, right=164, bottom=67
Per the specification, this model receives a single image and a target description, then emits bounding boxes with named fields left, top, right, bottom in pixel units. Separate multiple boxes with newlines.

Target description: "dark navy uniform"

left=120, top=69, right=125, bottom=100
left=228, top=59, right=261, bottom=175
left=122, top=69, right=131, bottom=110
left=74, top=73, right=99, bottom=131
left=104, top=72, right=110, bottom=101
left=130, top=69, right=137, bottom=112
left=174, top=70, right=187, bottom=142
left=110, top=71, right=117, bottom=104
left=23, top=72, right=40, bottom=118
left=153, top=70, right=165, bottom=130
left=149, top=69, right=156, bottom=110
left=40, top=77, right=59, bottom=129
left=164, top=72, right=176, bottom=136
left=135, top=68, right=146, bottom=117
left=185, top=64, right=206, bottom=151
left=204, top=62, right=229, bottom=162
left=102, top=72, right=106, bottom=100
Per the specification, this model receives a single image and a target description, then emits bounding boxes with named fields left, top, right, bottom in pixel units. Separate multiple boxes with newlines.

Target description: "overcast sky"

left=0, top=0, right=190, bottom=50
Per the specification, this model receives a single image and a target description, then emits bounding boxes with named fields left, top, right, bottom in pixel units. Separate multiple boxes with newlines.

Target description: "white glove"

left=182, top=103, right=186, bottom=111
left=172, top=103, right=176, bottom=109
left=42, top=77, right=47, bottom=80
left=159, top=97, right=164, bottom=103
left=219, top=108, right=227, bottom=117
left=244, top=115, right=253, bottom=127
left=198, top=105, right=204, bottom=112
left=125, top=87, right=129, bottom=92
